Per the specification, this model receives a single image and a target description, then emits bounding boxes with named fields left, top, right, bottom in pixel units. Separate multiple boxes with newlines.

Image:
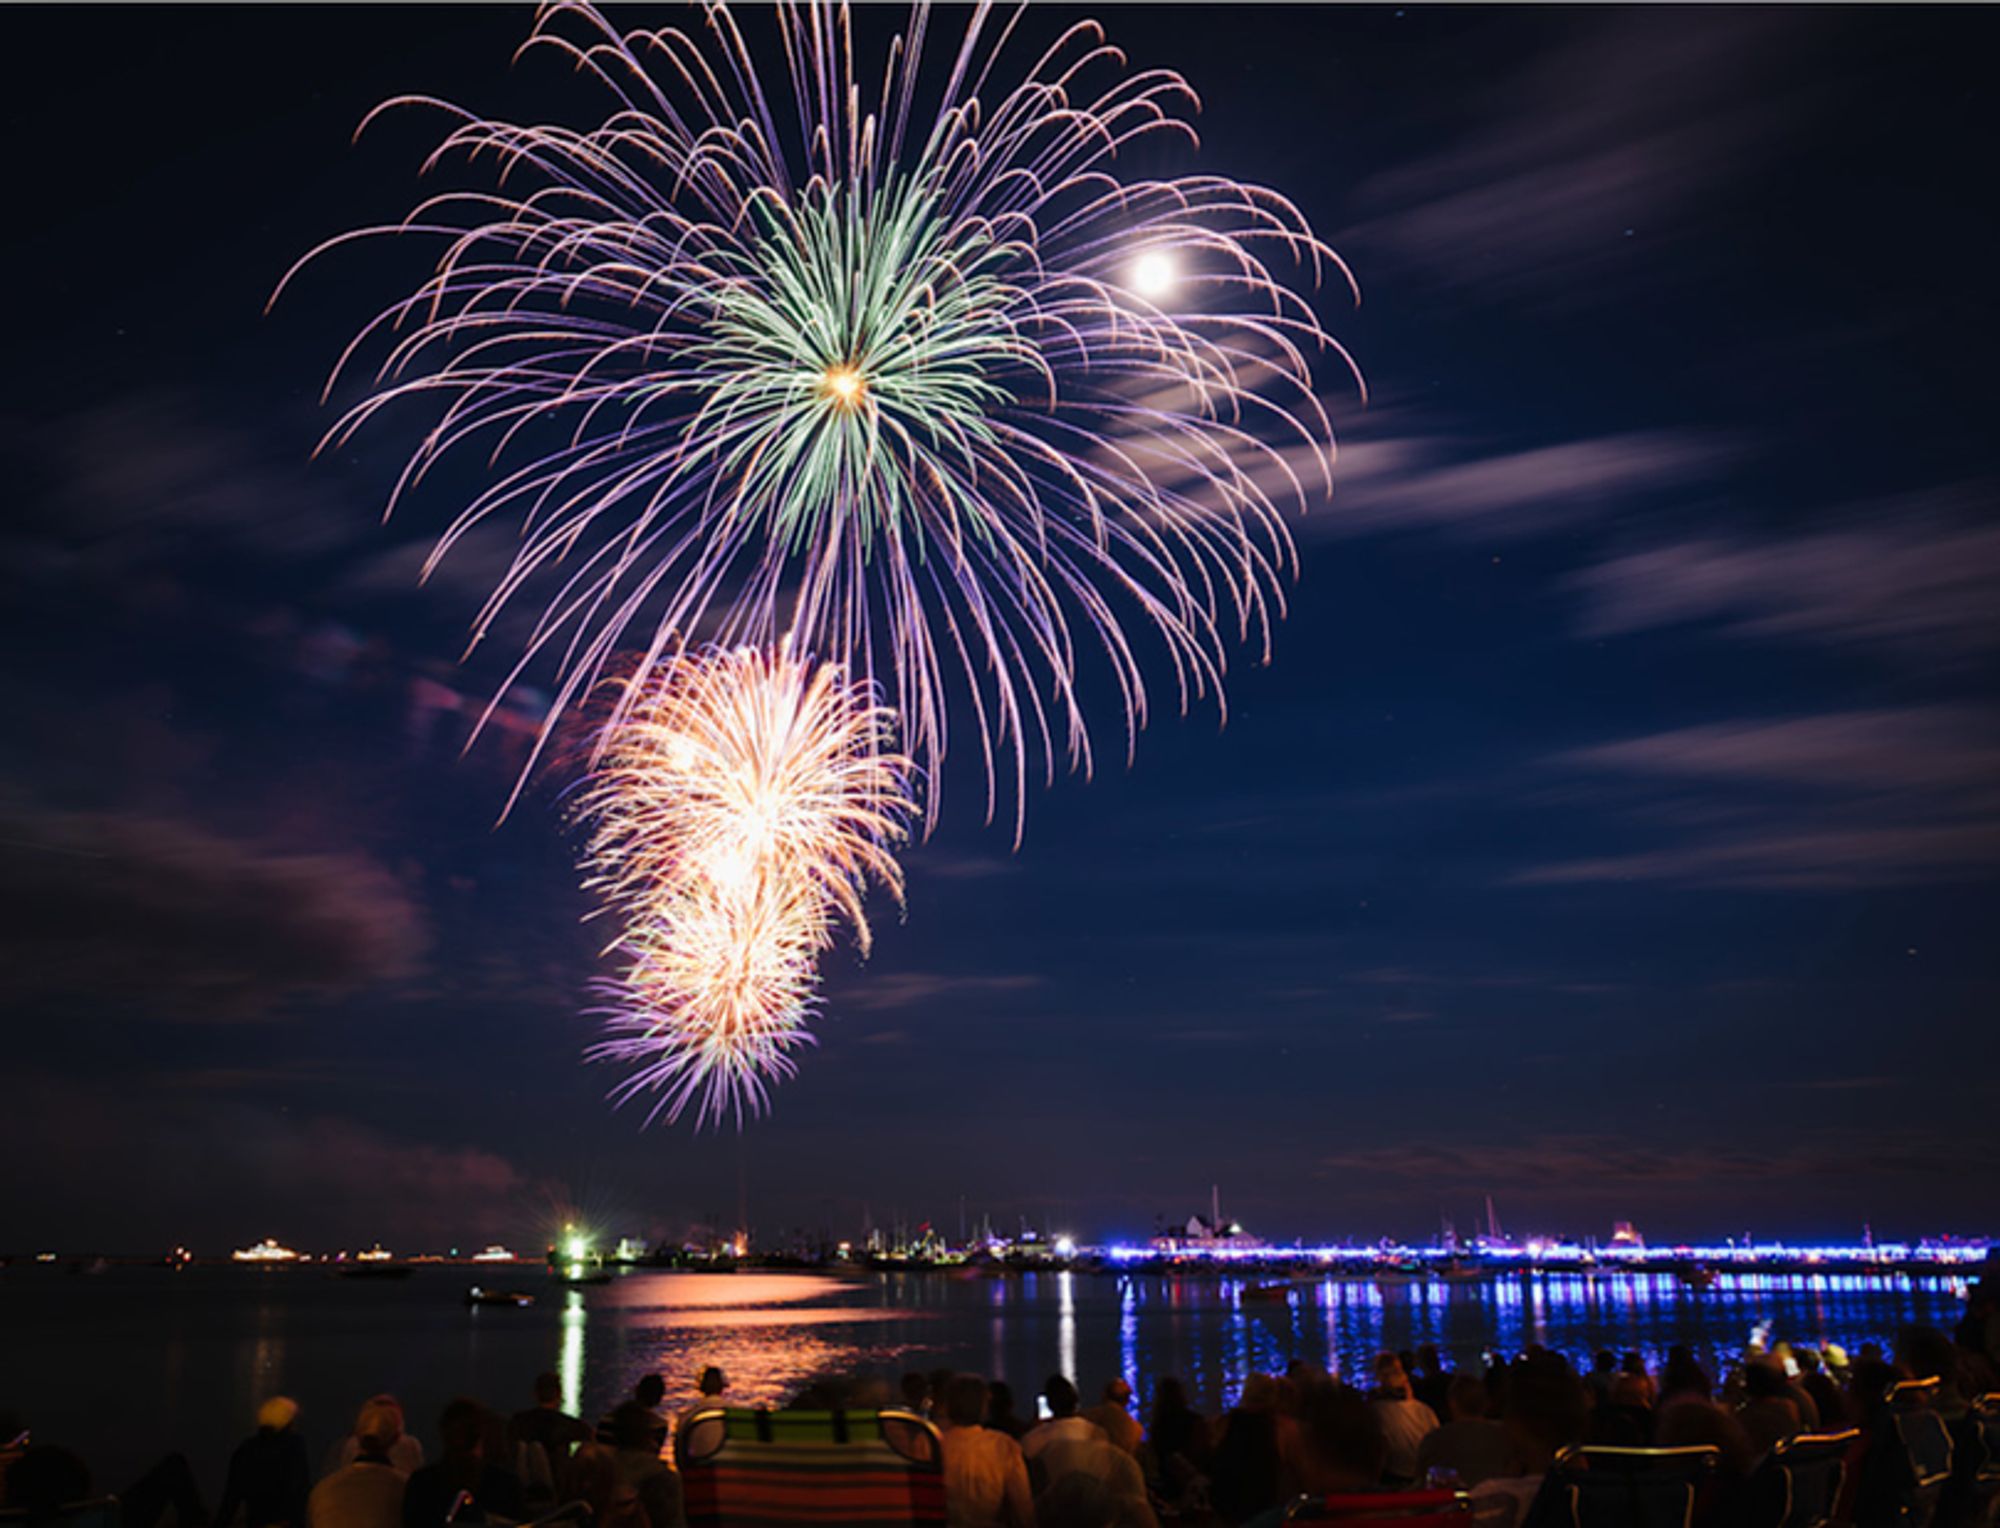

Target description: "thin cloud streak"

left=1572, top=496, right=2000, bottom=660
left=1517, top=707, right=2000, bottom=890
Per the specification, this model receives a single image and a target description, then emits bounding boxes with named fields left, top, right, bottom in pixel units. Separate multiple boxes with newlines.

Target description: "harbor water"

left=0, top=1263, right=1972, bottom=1493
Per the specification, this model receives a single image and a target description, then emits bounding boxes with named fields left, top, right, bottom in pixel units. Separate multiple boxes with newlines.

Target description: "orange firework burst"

left=573, top=647, right=915, bottom=1126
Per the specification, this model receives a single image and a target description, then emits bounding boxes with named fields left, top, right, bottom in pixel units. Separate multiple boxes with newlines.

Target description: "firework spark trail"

left=573, top=646, right=915, bottom=1126
left=280, top=0, right=1356, bottom=840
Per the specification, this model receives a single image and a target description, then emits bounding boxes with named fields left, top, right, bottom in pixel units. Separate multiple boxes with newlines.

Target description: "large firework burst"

left=574, top=646, right=914, bottom=1125
left=283, top=0, right=1354, bottom=836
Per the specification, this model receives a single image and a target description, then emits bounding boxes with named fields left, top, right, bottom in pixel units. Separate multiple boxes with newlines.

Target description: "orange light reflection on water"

left=569, top=1273, right=930, bottom=1422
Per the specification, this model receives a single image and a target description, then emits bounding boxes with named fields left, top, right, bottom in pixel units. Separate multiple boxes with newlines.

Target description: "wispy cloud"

left=903, top=851, right=1021, bottom=882
left=836, top=971, right=1043, bottom=1014
left=10, top=387, right=362, bottom=570
left=1571, top=494, right=2000, bottom=660
left=0, top=1070, right=551, bottom=1248
left=1319, top=424, right=1728, bottom=541
left=1555, top=708, right=2000, bottom=796
left=0, top=790, right=427, bottom=1018
left=1340, top=11, right=1796, bottom=303
left=1516, top=706, right=2000, bottom=889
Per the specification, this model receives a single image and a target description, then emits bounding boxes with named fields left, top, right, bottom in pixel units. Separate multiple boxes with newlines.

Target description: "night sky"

left=4, top=4, right=1997, bottom=1254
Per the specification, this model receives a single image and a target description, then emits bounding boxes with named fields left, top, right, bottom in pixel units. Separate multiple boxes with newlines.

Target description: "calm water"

left=0, top=1264, right=1971, bottom=1494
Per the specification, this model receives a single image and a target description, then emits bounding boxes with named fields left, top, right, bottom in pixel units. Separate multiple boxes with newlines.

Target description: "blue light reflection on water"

left=953, top=1269, right=1967, bottom=1427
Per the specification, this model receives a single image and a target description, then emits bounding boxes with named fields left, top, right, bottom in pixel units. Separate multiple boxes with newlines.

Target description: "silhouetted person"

left=402, top=1399, right=522, bottom=1528
left=1738, top=1361, right=1802, bottom=1456
left=309, top=1404, right=406, bottom=1528
left=1618, top=1351, right=1658, bottom=1407
left=1368, top=1353, right=1438, bottom=1486
left=1896, top=1325, right=1970, bottom=1416
left=2, top=1429, right=206, bottom=1528
left=1417, top=1375, right=1520, bottom=1487
left=1208, top=1377, right=1283, bottom=1526
left=1022, top=1377, right=1102, bottom=1470
left=1958, top=1269, right=2000, bottom=1367
left=937, top=1375, right=1033, bottom=1528
left=1029, top=1395, right=1155, bottom=1528
left=215, top=1398, right=311, bottom=1528
left=1584, top=1351, right=1618, bottom=1408
left=1661, top=1346, right=1712, bottom=1404
left=1587, top=1373, right=1655, bottom=1447
left=559, top=1446, right=646, bottom=1528
left=1794, top=1349, right=1847, bottom=1429
left=606, top=1404, right=683, bottom=1528
left=1412, top=1345, right=1451, bottom=1418
left=326, top=1397, right=423, bottom=1478
left=1081, top=1380, right=1141, bottom=1455
left=1035, top=1474, right=1122, bottom=1528
left=901, top=1372, right=933, bottom=1417
left=595, top=1378, right=666, bottom=1452
left=929, top=1369, right=959, bottom=1418
left=509, top=1374, right=590, bottom=1466
left=1287, top=1384, right=1389, bottom=1498
left=1502, top=1353, right=1587, bottom=1474
left=1145, top=1377, right=1210, bottom=1502
left=1657, top=1395, right=1759, bottom=1523
left=696, top=1368, right=726, bottom=1402
left=985, top=1383, right=1030, bottom=1441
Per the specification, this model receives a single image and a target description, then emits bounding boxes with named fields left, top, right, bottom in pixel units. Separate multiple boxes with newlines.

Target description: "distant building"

left=1610, top=1221, right=1645, bottom=1250
left=1151, top=1212, right=1264, bottom=1253
left=1152, top=1188, right=1265, bottom=1253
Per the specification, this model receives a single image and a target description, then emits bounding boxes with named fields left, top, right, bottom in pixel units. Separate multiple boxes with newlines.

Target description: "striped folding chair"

left=1550, top=1444, right=1720, bottom=1528
left=1282, top=1488, right=1474, bottom=1524
left=676, top=1407, right=944, bottom=1528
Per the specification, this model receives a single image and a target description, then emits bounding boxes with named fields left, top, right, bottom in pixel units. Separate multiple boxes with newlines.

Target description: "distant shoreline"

left=3, top=1252, right=1988, bottom=1284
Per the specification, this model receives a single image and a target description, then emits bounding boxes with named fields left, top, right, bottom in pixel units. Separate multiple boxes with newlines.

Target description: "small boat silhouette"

left=466, top=1285, right=535, bottom=1308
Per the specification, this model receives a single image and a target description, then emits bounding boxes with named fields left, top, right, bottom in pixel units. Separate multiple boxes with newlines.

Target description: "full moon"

left=1128, top=248, right=1179, bottom=300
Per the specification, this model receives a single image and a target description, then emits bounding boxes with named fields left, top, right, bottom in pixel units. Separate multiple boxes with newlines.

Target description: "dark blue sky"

left=3, top=4, right=1996, bottom=1253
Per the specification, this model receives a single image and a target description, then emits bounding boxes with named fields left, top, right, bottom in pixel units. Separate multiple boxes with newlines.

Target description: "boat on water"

left=232, top=1239, right=302, bottom=1264
left=470, top=1245, right=518, bottom=1263
left=1243, top=1282, right=1293, bottom=1302
left=1373, top=1265, right=1427, bottom=1286
left=466, top=1285, right=535, bottom=1308
left=1678, top=1265, right=1720, bottom=1292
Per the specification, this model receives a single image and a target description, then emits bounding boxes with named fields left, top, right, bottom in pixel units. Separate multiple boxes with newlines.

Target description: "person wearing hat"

left=309, top=1402, right=407, bottom=1528
left=214, top=1398, right=311, bottom=1528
